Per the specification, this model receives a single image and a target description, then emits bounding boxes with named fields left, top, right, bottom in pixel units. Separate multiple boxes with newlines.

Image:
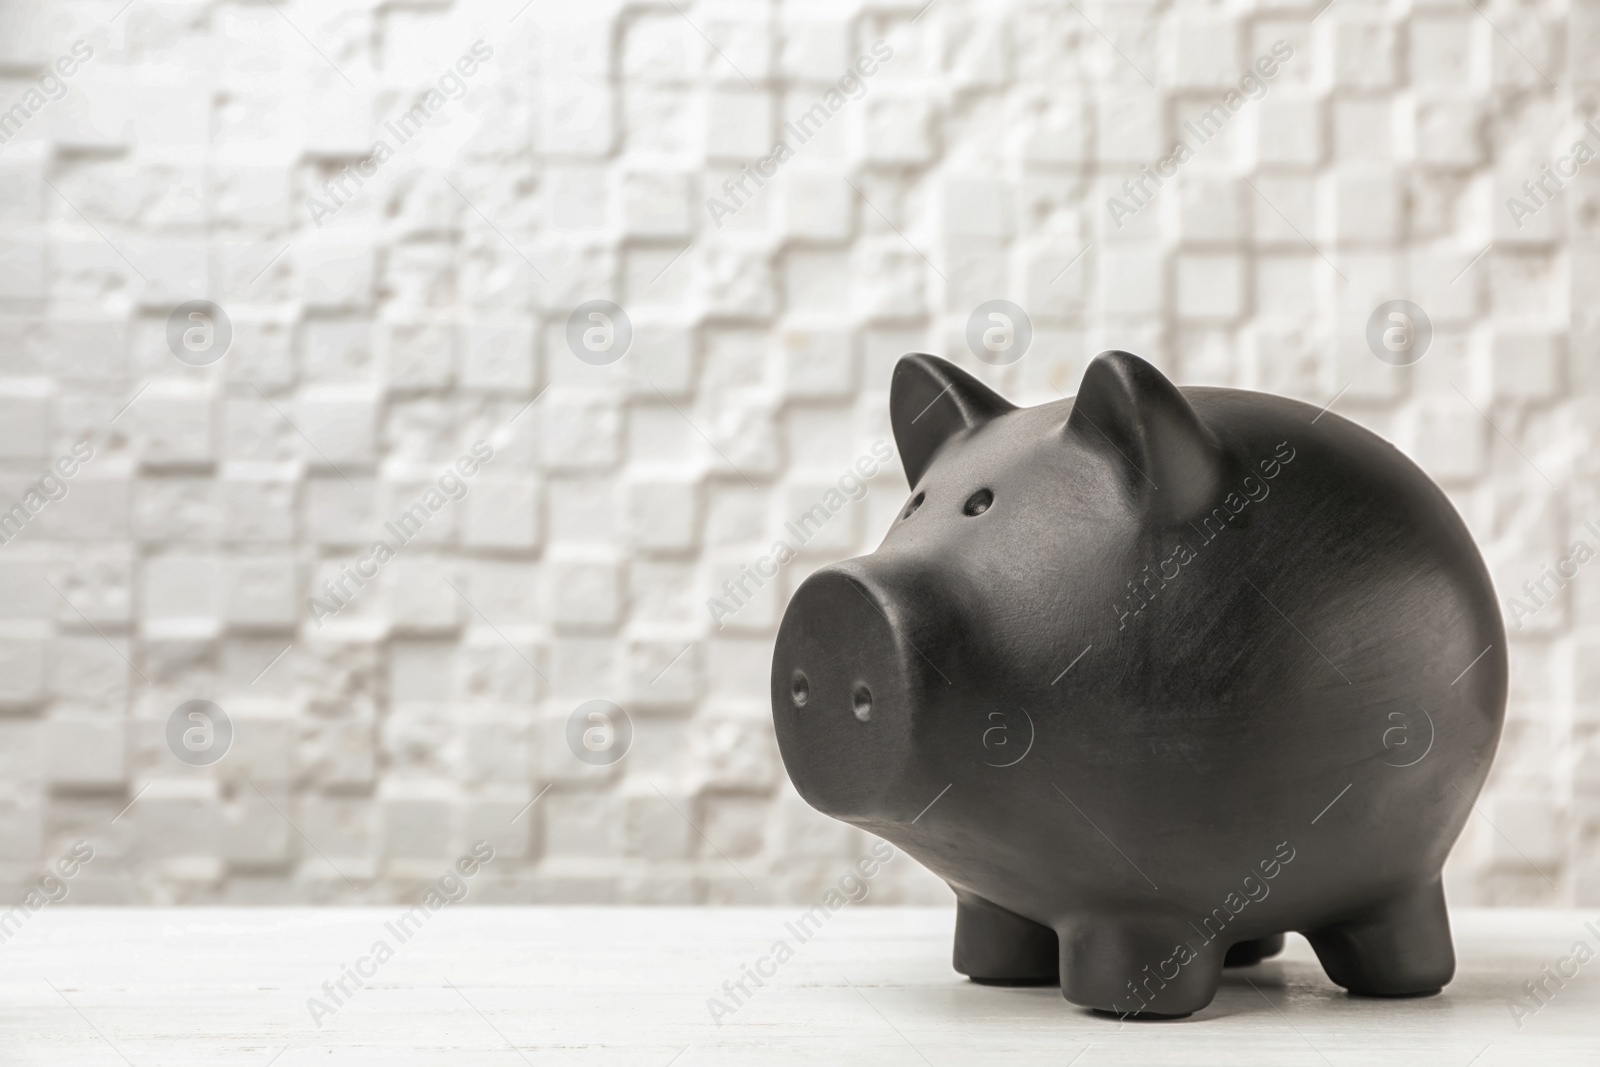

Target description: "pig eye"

left=963, top=488, right=993, bottom=516
left=791, top=671, right=810, bottom=708
left=901, top=492, right=924, bottom=520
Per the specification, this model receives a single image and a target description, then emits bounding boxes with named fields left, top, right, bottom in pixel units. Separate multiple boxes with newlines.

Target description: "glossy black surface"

left=771, top=351, right=1506, bottom=1018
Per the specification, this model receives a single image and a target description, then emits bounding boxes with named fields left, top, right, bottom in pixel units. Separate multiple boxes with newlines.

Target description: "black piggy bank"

left=771, top=351, right=1505, bottom=1018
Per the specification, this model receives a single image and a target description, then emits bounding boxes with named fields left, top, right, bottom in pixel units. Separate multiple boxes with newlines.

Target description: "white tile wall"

left=0, top=0, right=1592, bottom=905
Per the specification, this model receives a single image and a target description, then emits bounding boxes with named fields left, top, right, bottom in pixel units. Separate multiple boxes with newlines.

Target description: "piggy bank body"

left=771, top=352, right=1506, bottom=1018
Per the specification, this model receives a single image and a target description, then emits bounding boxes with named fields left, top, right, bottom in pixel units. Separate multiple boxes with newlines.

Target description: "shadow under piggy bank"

left=771, top=351, right=1506, bottom=1019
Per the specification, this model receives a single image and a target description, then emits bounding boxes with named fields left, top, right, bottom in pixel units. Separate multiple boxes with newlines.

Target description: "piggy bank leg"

left=1058, top=919, right=1225, bottom=1018
left=1223, top=934, right=1285, bottom=967
left=952, top=893, right=1059, bottom=985
left=1304, top=879, right=1455, bottom=997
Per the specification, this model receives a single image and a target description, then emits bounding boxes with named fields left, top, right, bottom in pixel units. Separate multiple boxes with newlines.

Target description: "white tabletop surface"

left=2, top=906, right=1596, bottom=1065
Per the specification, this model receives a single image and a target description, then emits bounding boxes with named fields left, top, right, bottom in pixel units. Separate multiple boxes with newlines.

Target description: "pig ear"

left=1066, top=351, right=1225, bottom=518
left=891, top=353, right=1015, bottom=486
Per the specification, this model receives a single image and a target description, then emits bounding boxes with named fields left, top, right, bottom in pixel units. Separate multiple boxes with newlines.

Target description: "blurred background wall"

left=0, top=0, right=1593, bottom=905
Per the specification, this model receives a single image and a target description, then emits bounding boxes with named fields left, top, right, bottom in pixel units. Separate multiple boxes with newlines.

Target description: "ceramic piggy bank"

left=771, top=351, right=1505, bottom=1018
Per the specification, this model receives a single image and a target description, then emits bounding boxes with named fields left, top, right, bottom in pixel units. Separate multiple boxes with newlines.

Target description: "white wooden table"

left=3, top=907, right=1596, bottom=1065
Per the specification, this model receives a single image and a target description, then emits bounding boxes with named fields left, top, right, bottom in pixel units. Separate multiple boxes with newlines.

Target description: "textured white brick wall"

left=0, top=0, right=1593, bottom=905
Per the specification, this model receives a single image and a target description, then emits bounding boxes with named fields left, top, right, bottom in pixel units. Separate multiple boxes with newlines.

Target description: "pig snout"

left=771, top=561, right=948, bottom=821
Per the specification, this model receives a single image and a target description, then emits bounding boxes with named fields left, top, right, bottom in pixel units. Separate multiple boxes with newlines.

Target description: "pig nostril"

left=852, top=684, right=873, bottom=722
left=901, top=492, right=925, bottom=520
left=791, top=671, right=810, bottom=708
left=963, top=488, right=993, bottom=516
